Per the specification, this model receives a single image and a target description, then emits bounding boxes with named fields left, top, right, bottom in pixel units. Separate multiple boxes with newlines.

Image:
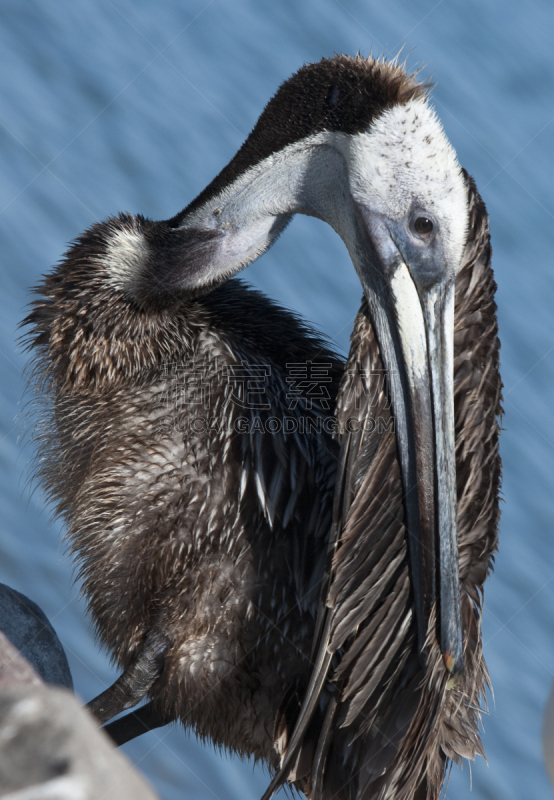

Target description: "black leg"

left=103, top=699, right=174, bottom=746
left=87, top=630, right=171, bottom=725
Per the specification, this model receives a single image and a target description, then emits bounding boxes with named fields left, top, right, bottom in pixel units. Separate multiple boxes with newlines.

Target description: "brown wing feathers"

left=277, top=174, right=501, bottom=800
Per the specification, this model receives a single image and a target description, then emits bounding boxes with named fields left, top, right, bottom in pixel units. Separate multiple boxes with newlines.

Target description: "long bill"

left=358, top=242, right=464, bottom=676
left=421, top=280, right=463, bottom=675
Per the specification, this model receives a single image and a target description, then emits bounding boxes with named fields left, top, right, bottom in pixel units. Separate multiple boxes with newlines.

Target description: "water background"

left=1, top=2, right=553, bottom=798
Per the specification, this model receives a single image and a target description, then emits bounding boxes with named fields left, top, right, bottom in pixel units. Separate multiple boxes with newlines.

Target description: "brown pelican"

left=25, top=55, right=501, bottom=799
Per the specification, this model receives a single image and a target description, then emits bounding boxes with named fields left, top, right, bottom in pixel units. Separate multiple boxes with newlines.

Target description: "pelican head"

left=101, top=55, right=469, bottom=674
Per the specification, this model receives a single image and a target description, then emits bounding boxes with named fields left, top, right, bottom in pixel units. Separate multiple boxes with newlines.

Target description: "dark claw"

left=87, top=629, right=172, bottom=725
left=103, top=699, right=174, bottom=746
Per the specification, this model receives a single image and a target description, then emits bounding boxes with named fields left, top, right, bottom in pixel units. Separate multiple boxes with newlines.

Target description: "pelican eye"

left=414, top=217, right=434, bottom=235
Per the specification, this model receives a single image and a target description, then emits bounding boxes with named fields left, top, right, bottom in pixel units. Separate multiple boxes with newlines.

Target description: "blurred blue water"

left=1, top=2, right=553, bottom=798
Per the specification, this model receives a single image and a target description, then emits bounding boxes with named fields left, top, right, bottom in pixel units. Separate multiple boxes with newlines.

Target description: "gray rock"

left=0, top=685, right=160, bottom=799
left=0, top=631, right=42, bottom=690
left=0, top=633, right=159, bottom=800
left=0, top=584, right=72, bottom=690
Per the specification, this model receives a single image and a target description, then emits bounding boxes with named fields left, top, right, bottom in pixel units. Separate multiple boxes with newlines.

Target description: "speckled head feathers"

left=173, top=55, right=428, bottom=223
